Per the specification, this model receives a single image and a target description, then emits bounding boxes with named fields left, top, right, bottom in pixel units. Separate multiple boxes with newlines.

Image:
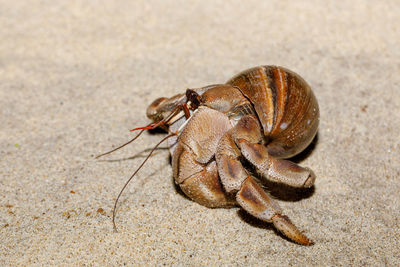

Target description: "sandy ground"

left=1, top=0, right=399, bottom=266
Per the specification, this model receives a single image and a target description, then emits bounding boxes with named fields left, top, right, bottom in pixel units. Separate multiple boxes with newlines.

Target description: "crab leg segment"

left=237, top=176, right=313, bottom=245
left=238, top=141, right=316, bottom=188
left=216, top=115, right=313, bottom=245
left=174, top=149, right=234, bottom=208
left=172, top=107, right=236, bottom=207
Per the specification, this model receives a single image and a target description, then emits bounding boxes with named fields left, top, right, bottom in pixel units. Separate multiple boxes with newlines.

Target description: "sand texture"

left=1, top=1, right=399, bottom=266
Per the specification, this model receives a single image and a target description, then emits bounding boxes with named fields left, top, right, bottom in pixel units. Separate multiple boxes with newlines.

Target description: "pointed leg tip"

left=297, top=236, right=314, bottom=246
left=284, top=230, right=314, bottom=246
left=305, top=239, right=314, bottom=246
left=272, top=215, right=314, bottom=246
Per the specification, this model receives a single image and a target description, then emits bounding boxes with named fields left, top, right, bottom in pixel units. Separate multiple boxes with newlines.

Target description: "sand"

left=1, top=0, right=399, bottom=266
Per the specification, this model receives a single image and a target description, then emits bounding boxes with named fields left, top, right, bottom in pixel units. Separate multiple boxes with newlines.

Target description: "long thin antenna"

left=112, top=132, right=177, bottom=232
left=97, top=103, right=189, bottom=160
left=95, top=130, right=145, bottom=159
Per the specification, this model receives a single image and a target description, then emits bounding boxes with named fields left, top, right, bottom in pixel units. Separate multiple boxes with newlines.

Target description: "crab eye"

left=185, top=89, right=201, bottom=109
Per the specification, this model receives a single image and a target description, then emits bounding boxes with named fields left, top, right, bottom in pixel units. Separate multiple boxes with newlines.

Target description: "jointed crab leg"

left=216, top=115, right=313, bottom=245
left=172, top=107, right=236, bottom=207
left=238, top=140, right=316, bottom=188
left=236, top=176, right=313, bottom=245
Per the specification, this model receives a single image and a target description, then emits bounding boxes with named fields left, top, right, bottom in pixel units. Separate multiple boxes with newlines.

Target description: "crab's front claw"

left=272, top=214, right=313, bottom=245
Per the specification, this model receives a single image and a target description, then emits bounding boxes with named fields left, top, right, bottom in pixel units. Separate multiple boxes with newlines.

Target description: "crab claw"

left=272, top=214, right=313, bottom=245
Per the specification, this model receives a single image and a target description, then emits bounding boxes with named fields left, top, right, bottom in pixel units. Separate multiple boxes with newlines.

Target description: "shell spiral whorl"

left=227, top=66, right=319, bottom=159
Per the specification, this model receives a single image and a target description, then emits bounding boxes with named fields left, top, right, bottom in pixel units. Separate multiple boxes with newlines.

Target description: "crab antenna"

left=96, top=107, right=180, bottom=159
left=95, top=129, right=145, bottom=159
left=129, top=104, right=188, bottom=132
left=130, top=122, right=161, bottom=132
left=112, top=132, right=177, bottom=233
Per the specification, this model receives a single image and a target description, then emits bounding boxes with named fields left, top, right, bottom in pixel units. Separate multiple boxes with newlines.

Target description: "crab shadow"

left=291, top=133, right=319, bottom=164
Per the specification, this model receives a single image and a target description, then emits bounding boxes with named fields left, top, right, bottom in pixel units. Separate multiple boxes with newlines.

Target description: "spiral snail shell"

left=227, top=65, right=319, bottom=158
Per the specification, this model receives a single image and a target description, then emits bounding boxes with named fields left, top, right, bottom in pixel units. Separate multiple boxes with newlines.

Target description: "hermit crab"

left=98, top=65, right=319, bottom=245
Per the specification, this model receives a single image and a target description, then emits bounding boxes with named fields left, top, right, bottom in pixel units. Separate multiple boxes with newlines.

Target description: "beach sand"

left=1, top=1, right=399, bottom=265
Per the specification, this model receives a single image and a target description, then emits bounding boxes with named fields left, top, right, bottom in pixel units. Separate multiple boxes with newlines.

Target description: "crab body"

left=145, top=65, right=319, bottom=245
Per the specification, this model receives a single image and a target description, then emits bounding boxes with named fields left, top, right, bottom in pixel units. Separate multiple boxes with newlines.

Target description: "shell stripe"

left=270, top=67, right=288, bottom=136
left=256, top=67, right=274, bottom=132
left=261, top=66, right=292, bottom=136
left=264, top=67, right=277, bottom=130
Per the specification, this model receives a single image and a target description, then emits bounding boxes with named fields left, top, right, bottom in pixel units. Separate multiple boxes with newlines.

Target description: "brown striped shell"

left=227, top=66, right=319, bottom=159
